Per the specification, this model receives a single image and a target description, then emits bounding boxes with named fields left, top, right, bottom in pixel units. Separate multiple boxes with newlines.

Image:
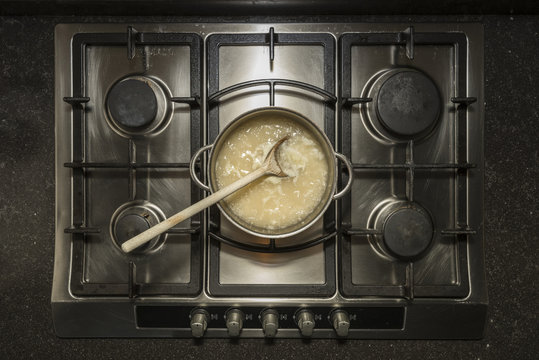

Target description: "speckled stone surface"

left=0, top=15, right=537, bottom=360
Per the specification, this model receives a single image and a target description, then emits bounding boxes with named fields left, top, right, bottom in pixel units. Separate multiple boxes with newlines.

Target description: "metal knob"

left=190, top=309, right=209, bottom=338
left=296, top=310, right=315, bottom=337
left=331, top=310, right=350, bottom=337
left=261, top=309, right=279, bottom=338
left=226, top=309, right=244, bottom=337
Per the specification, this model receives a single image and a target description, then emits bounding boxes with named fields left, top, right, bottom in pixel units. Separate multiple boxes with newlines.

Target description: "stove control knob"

left=261, top=309, right=279, bottom=338
left=296, top=310, right=316, bottom=337
left=190, top=309, right=209, bottom=338
left=331, top=310, right=350, bottom=337
left=225, top=309, right=244, bottom=337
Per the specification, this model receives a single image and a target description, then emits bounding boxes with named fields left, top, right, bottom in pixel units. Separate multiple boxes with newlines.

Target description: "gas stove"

left=53, top=23, right=487, bottom=339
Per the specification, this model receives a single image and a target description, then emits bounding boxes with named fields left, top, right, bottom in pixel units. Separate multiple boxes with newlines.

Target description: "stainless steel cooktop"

left=53, top=23, right=486, bottom=339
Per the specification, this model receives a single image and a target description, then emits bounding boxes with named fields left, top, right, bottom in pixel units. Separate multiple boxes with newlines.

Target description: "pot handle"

left=333, top=152, right=354, bottom=200
left=189, top=144, right=213, bottom=192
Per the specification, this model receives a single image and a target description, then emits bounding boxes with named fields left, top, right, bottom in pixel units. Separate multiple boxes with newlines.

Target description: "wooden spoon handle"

left=121, top=166, right=268, bottom=253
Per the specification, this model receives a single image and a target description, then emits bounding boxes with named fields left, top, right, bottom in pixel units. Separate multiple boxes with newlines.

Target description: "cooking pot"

left=189, top=107, right=353, bottom=238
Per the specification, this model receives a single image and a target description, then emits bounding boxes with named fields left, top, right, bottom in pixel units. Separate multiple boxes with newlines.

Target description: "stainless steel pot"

left=189, top=107, right=353, bottom=238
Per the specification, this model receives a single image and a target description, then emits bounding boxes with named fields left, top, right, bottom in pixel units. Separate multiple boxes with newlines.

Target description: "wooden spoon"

left=121, top=136, right=289, bottom=253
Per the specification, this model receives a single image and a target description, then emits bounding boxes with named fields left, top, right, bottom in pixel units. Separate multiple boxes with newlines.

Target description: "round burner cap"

left=376, top=71, right=441, bottom=137
left=114, top=213, right=159, bottom=253
left=107, top=78, right=158, bottom=129
left=112, top=206, right=162, bottom=253
left=115, top=214, right=151, bottom=244
left=383, top=207, right=433, bottom=259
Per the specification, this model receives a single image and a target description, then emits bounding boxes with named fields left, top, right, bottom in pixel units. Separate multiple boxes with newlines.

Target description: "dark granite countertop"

left=0, top=15, right=537, bottom=360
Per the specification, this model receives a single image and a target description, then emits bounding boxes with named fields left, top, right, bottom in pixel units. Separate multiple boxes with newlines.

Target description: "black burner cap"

left=107, top=79, right=158, bottom=129
left=114, top=214, right=153, bottom=252
left=376, top=71, right=440, bottom=137
left=383, top=207, right=433, bottom=259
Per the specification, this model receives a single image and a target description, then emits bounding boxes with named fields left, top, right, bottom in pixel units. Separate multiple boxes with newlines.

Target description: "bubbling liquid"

left=214, top=116, right=329, bottom=231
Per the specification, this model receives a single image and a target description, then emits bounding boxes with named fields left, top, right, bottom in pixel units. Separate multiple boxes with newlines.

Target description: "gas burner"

left=110, top=201, right=167, bottom=254
left=362, top=68, right=441, bottom=143
left=105, top=75, right=173, bottom=137
left=369, top=199, right=434, bottom=261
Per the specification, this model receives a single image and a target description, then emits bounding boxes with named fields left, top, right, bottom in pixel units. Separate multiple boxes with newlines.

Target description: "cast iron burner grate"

left=339, top=28, right=477, bottom=299
left=206, top=30, right=339, bottom=297
left=62, top=29, right=203, bottom=298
